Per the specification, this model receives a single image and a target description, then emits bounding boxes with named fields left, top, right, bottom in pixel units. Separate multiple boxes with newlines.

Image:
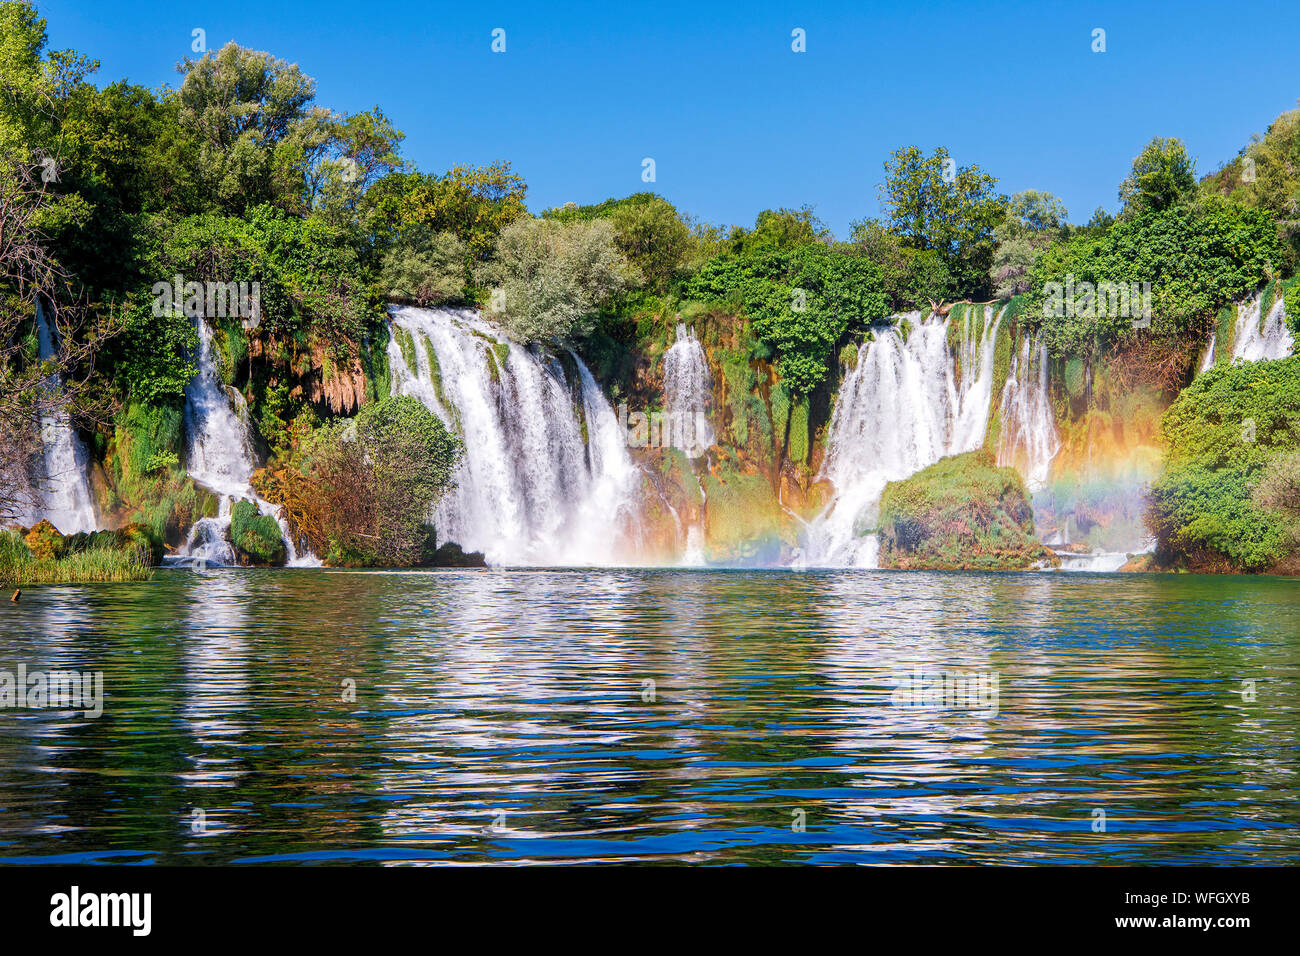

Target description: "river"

left=1, top=568, right=1297, bottom=864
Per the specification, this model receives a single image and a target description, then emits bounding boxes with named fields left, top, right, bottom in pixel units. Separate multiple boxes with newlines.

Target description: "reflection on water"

left=0, top=568, right=1298, bottom=865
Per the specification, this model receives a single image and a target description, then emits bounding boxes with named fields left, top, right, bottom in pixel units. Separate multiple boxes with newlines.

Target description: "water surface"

left=1, top=568, right=1297, bottom=865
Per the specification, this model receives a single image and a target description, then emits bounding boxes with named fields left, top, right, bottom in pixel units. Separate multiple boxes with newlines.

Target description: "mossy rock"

left=428, top=542, right=487, bottom=567
left=877, top=449, right=1057, bottom=570
left=229, top=499, right=286, bottom=566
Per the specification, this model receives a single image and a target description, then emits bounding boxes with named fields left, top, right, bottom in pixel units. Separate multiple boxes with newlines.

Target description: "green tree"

left=1119, top=137, right=1196, bottom=218
left=379, top=226, right=467, bottom=306
left=878, top=145, right=1005, bottom=299
left=175, top=42, right=330, bottom=214
left=989, top=190, right=1069, bottom=298
left=476, top=217, right=631, bottom=343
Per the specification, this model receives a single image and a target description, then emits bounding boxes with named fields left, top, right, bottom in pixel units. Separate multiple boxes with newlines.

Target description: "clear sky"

left=34, top=0, right=1300, bottom=237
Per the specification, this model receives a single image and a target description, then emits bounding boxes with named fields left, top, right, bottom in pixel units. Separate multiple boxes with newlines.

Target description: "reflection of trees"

left=1, top=569, right=1297, bottom=864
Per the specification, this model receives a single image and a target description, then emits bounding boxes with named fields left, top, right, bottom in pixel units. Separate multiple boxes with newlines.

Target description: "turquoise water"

left=0, top=568, right=1297, bottom=865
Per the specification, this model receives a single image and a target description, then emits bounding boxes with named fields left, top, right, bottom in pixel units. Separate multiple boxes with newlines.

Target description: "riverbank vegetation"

left=0, top=523, right=157, bottom=585
left=1, top=0, right=1297, bottom=574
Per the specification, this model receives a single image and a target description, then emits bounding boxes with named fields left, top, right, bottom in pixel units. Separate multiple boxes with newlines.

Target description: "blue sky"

left=35, top=0, right=1300, bottom=237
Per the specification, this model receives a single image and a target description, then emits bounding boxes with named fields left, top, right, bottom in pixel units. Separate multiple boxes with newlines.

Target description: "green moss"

left=770, top=383, right=791, bottom=448
left=394, top=326, right=417, bottom=373
left=1259, top=279, right=1276, bottom=332
left=838, top=342, right=859, bottom=371
left=229, top=499, right=287, bottom=565
left=877, top=448, right=1054, bottom=570
left=788, top=397, right=809, bottom=463
left=1284, top=277, right=1300, bottom=335
left=1215, top=304, right=1235, bottom=364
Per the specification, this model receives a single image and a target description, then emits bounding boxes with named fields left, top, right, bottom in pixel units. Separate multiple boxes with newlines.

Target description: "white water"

left=799, top=306, right=1005, bottom=567
left=996, top=332, right=1060, bottom=492
left=1232, top=293, right=1293, bottom=362
left=387, top=306, right=640, bottom=566
left=178, top=319, right=318, bottom=567
left=661, top=323, right=714, bottom=458
left=25, top=301, right=98, bottom=533
left=1053, top=550, right=1133, bottom=573
left=662, top=323, right=713, bottom=563
left=1198, top=331, right=1216, bottom=372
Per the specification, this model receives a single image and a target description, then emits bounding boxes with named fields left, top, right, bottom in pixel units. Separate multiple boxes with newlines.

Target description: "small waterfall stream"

left=662, top=323, right=714, bottom=459
left=1232, top=293, right=1293, bottom=362
left=177, top=319, right=317, bottom=567
left=799, top=306, right=1005, bottom=567
left=387, top=306, right=640, bottom=566
left=996, top=331, right=1060, bottom=491
left=28, top=301, right=98, bottom=534
left=662, top=323, right=713, bottom=563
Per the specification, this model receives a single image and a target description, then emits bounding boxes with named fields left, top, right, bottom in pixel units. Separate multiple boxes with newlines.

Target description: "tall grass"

left=0, top=530, right=154, bottom=586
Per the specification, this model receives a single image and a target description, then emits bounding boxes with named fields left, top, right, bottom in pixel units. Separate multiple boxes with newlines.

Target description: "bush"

left=0, top=528, right=154, bottom=586
left=1251, top=450, right=1300, bottom=548
left=284, top=395, right=462, bottom=565
left=1026, top=199, right=1279, bottom=356
left=683, top=244, right=889, bottom=394
left=1148, top=356, right=1300, bottom=570
left=379, top=226, right=468, bottom=305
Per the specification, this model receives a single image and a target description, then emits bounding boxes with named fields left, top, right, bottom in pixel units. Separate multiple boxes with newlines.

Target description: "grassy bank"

left=0, top=529, right=155, bottom=587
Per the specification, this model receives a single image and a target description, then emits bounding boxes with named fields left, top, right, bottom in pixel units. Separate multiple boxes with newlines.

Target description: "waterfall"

left=1198, top=331, right=1216, bottom=373
left=799, top=306, right=1005, bottom=567
left=1232, top=293, right=1293, bottom=362
left=387, top=305, right=640, bottom=566
left=996, top=331, right=1060, bottom=492
left=27, top=301, right=98, bottom=534
left=662, top=323, right=714, bottom=458
left=662, top=323, right=713, bottom=563
left=177, top=319, right=318, bottom=567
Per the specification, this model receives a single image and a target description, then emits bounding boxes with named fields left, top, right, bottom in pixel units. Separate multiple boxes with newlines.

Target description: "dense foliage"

left=283, top=395, right=462, bottom=566
left=1025, top=199, right=1279, bottom=356
left=684, top=244, right=889, bottom=393
left=1148, top=357, right=1300, bottom=570
left=877, top=449, right=1054, bottom=570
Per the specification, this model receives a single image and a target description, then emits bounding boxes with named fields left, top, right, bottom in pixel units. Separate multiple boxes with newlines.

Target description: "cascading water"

left=662, top=323, right=714, bottom=458
left=176, top=319, right=317, bottom=567
left=662, top=323, right=713, bottom=564
left=27, top=301, right=98, bottom=534
left=799, top=306, right=1005, bottom=567
left=1232, top=293, right=1293, bottom=362
left=1198, top=332, right=1217, bottom=372
left=996, top=332, right=1060, bottom=492
left=386, top=305, right=640, bottom=566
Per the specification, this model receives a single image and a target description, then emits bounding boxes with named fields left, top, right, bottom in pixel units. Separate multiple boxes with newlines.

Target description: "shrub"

left=283, top=395, right=462, bottom=565
left=477, top=217, right=631, bottom=343
left=1148, top=356, right=1300, bottom=570
left=379, top=227, right=467, bottom=305
left=683, top=244, right=889, bottom=394
left=1026, top=199, right=1279, bottom=356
